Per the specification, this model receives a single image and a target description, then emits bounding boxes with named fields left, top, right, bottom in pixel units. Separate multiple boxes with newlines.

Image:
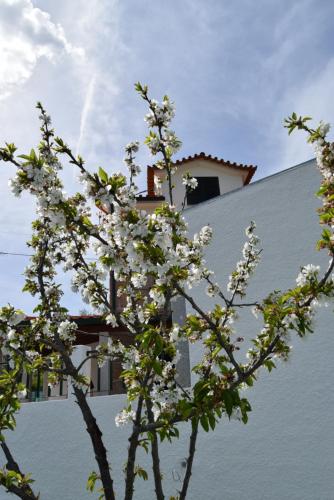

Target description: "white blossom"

left=149, top=288, right=165, bottom=307
left=17, top=388, right=27, bottom=399
left=154, top=175, right=162, bottom=195
left=227, top=222, right=260, bottom=295
left=169, top=325, right=180, bottom=342
left=194, top=225, right=212, bottom=246
left=7, top=329, right=16, bottom=341
left=296, top=264, right=320, bottom=287
left=115, top=409, right=136, bottom=427
left=58, top=320, right=77, bottom=342
left=106, top=314, right=118, bottom=327
left=182, top=175, right=198, bottom=190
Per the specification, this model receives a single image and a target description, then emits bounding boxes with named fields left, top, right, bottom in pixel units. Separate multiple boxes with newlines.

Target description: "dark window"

left=30, top=370, right=43, bottom=401
left=187, top=177, right=220, bottom=205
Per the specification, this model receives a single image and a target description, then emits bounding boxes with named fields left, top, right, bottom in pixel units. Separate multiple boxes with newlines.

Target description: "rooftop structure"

left=137, top=152, right=257, bottom=210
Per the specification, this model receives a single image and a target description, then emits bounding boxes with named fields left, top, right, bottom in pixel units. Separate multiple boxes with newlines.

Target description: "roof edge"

left=147, top=152, right=257, bottom=184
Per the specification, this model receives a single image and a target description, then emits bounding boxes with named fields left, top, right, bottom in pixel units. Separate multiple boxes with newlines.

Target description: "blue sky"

left=0, top=0, right=334, bottom=312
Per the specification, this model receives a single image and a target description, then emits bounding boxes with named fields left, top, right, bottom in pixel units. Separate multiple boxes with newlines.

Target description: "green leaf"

left=208, top=413, right=216, bottom=430
left=135, top=466, right=148, bottom=480
left=321, top=228, right=331, bottom=242
left=264, top=359, right=276, bottom=372
left=200, top=415, right=209, bottom=432
left=98, top=167, right=108, bottom=183
left=223, top=391, right=233, bottom=417
left=86, top=471, right=99, bottom=492
left=152, top=360, right=162, bottom=376
left=245, top=376, right=254, bottom=387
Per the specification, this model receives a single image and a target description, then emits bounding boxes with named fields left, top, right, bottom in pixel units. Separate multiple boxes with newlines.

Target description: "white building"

left=1, top=158, right=333, bottom=500
left=137, top=152, right=256, bottom=211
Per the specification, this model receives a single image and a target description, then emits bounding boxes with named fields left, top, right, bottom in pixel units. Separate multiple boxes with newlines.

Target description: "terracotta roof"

left=147, top=152, right=257, bottom=195
left=21, top=315, right=132, bottom=345
left=24, top=314, right=109, bottom=325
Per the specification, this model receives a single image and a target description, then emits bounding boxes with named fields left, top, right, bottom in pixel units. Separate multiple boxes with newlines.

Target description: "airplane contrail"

left=76, top=73, right=97, bottom=157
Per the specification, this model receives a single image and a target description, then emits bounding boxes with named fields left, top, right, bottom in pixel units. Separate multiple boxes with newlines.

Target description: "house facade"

left=138, top=152, right=256, bottom=210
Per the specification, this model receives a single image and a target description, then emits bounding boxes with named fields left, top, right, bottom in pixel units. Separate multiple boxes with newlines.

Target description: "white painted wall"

left=2, top=160, right=334, bottom=500
left=159, top=159, right=246, bottom=208
left=184, top=159, right=334, bottom=499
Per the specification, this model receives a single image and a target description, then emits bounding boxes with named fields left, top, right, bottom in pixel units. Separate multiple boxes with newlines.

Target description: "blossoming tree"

left=0, top=86, right=333, bottom=500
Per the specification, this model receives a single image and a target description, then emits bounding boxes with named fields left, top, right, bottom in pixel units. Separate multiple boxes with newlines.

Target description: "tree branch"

left=60, top=353, right=116, bottom=500
left=146, top=398, right=164, bottom=500
left=175, top=284, right=243, bottom=378
left=178, top=418, right=199, bottom=500
left=124, top=394, right=144, bottom=500
left=0, top=441, right=38, bottom=500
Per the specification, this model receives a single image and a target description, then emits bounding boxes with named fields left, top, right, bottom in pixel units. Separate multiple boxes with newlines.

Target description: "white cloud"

left=1, top=0, right=333, bottom=312
left=0, top=0, right=83, bottom=99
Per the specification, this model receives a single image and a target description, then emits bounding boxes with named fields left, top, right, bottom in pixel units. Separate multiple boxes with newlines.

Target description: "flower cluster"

left=182, top=173, right=198, bottom=190
left=0, top=306, right=26, bottom=350
left=138, top=89, right=182, bottom=158
left=285, top=113, right=334, bottom=250
left=58, top=320, right=77, bottom=342
left=145, top=129, right=181, bottom=157
left=144, top=96, right=175, bottom=128
left=71, top=264, right=107, bottom=308
left=124, top=141, right=141, bottom=177
left=115, top=408, right=136, bottom=427
left=227, top=221, right=260, bottom=296
left=296, top=264, right=320, bottom=287
left=153, top=174, right=163, bottom=195
left=314, top=122, right=334, bottom=183
left=151, top=381, right=181, bottom=421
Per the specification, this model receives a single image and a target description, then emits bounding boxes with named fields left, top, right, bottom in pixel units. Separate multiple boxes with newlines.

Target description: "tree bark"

left=124, top=396, right=144, bottom=500
left=146, top=399, right=164, bottom=500
left=56, top=343, right=115, bottom=500
left=73, top=386, right=115, bottom=500
left=1, top=441, right=38, bottom=499
left=179, top=419, right=199, bottom=500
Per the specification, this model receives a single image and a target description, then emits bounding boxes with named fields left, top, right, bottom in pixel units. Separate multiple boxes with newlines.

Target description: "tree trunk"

left=73, top=386, right=115, bottom=500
